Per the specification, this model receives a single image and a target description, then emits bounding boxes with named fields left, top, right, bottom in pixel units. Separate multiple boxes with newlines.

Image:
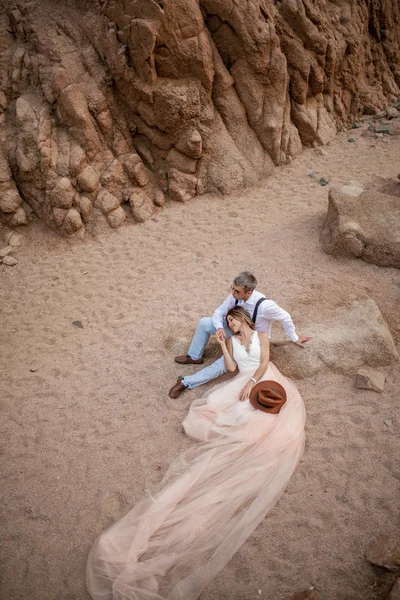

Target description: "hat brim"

left=249, top=380, right=287, bottom=414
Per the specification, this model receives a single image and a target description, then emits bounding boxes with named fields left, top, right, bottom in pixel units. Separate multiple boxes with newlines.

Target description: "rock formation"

left=0, top=0, right=399, bottom=236
left=269, top=297, right=399, bottom=380
left=321, top=183, right=400, bottom=269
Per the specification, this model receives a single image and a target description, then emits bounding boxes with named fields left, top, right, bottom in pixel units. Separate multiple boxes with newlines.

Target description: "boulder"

left=0, top=246, right=13, bottom=258
left=49, top=177, right=75, bottom=209
left=63, top=208, right=83, bottom=234
left=9, top=207, right=28, bottom=226
left=122, top=153, right=142, bottom=177
left=99, top=158, right=128, bottom=196
left=151, top=187, right=165, bottom=207
left=166, top=148, right=197, bottom=174
left=77, top=165, right=99, bottom=192
left=355, top=368, right=386, bottom=392
left=375, top=123, right=394, bottom=135
left=69, top=143, right=87, bottom=176
left=96, top=189, right=120, bottom=214
left=122, top=153, right=152, bottom=188
left=76, top=195, right=93, bottom=222
left=270, top=298, right=398, bottom=379
left=321, top=186, right=400, bottom=268
left=125, top=161, right=150, bottom=187
left=5, top=232, right=22, bottom=247
left=0, top=189, right=22, bottom=213
left=53, top=207, right=67, bottom=227
left=386, top=107, right=398, bottom=119
left=175, top=128, right=202, bottom=159
left=168, top=168, right=197, bottom=202
left=2, top=255, right=18, bottom=266
left=107, top=206, right=126, bottom=228
left=129, top=189, right=155, bottom=222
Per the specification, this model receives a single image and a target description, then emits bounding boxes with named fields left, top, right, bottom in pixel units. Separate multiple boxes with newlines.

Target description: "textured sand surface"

left=1, top=124, right=399, bottom=599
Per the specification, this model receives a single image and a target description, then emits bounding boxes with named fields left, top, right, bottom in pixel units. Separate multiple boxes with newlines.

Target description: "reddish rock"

left=355, top=368, right=386, bottom=392
left=58, top=85, right=101, bottom=153
left=168, top=168, right=197, bottom=203
left=63, top=208, right=83, bottom=234
left=0, top=246, right=13, bottom=258
left=152, top=188, right=165, bottom=207
left=96, top=190, right=120, bottom=214
left=52, top=207, right=68, bottom=227
left=76, top=195, right=93, bottom=223
left=0, top=189, right=22, bottom=213
left=129, top=189, right=155, bottom=222
left=166, top=148, right=197, bottom=174
left=123, top=154, right=150, bottom=187
left=99, top=159, right=127, bottom=196
left=49, top=178, right=75, bottom=209
left=69, top=144, right=87, bottom=176
left=9, top=207, right=28, bottom=226
left=77, top=166, right=99, bottom=193
left=175, top=128, right=202, bottom=159
left=0, top=0, right=398, bottom=236
left=321, top=186, right=400, bottom=268
left=2, top=255, right=18, bottom=266
left=107, top=206, right=126, bottom=228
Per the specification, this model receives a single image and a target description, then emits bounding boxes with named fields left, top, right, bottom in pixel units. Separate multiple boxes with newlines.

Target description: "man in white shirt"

left=169, top=271, right=311, bottom=398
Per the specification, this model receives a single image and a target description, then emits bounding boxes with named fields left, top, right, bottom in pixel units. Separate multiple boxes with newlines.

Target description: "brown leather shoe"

left=174, top=354, right=204, bottom=365
left=169, top=377, right=188, bottom=399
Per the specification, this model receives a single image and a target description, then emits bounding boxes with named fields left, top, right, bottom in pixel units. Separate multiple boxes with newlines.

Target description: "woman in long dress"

left=87, top=307, right=306, bottom=600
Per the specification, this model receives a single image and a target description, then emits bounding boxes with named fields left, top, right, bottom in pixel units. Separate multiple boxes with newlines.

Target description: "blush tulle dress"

left=87, top=332, right=306, bottom=600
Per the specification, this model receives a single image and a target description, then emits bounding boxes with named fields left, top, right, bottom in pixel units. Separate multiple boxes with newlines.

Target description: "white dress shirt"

left=211, top=290, right=299, bottom=342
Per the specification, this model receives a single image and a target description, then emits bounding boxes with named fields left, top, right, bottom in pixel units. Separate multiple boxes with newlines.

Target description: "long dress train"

left=87, top=332, right=306, bottom=600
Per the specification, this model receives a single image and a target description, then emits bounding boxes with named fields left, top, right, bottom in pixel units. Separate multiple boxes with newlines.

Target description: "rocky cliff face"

left=0, top=0, right=399, bottom=237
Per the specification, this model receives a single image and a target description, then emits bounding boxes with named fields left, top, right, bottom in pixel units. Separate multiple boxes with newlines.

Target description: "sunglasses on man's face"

left=231, top=286, right=242, bottom=294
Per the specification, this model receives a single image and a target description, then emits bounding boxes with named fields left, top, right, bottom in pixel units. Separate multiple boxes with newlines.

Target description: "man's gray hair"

left=233, top=271, right=257, bottom=292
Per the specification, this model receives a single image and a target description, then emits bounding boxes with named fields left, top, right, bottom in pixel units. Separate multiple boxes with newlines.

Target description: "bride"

left=87, top=307, right=306, bottom=600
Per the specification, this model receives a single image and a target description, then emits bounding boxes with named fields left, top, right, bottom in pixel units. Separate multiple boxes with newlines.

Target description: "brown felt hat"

left=249, top=380, right=287, bottom=414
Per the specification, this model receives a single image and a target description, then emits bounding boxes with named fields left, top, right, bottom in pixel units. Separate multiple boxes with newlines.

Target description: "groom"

left=169, top=271, right=311, bottom=398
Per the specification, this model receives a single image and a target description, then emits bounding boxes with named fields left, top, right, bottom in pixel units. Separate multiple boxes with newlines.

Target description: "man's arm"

left=260, top=299, right=299, bottom=342
left=211, top=295, right=236, bottom=330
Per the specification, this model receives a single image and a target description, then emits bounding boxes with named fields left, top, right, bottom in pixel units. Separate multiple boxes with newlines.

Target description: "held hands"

left=216, top=328, right=227, bottom=347
left=294, top=336, right=312, bottom=349
left=239, top=380, right=255, bottom=401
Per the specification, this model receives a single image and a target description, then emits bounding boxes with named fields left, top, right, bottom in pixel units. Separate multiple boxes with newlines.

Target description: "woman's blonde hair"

left=226, top=306, right=255, bottom=332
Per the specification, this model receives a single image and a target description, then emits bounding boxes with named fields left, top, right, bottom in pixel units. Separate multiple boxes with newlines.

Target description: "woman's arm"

left=239, top=333, right=270, bottom=401
left=217, top=332, right=237, bottom=372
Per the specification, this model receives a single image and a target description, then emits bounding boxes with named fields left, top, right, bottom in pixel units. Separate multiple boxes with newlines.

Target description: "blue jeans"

left=183, top=317, right=232, bottom=389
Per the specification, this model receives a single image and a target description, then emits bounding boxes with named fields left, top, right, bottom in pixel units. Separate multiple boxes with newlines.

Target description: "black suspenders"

left=234, top=297, right=267, bottom=323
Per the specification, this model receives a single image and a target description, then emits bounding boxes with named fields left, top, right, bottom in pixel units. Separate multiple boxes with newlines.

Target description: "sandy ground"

left=1, top=120, right=400, bottom=600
